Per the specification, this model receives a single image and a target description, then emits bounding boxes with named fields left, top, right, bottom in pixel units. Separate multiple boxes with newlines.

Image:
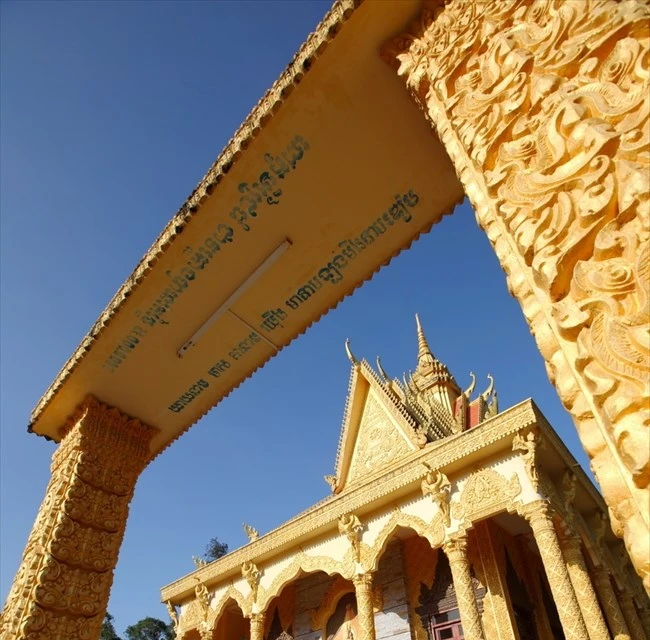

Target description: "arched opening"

left=263, top=581, right=296, bottom=640
left=213, top=598, right=249, bottom=640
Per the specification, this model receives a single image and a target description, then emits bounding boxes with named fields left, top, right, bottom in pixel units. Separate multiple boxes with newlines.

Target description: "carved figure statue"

left=192, top=555, right=208, bottom=568
left=166, top=601, right=179, bottom=632
left=486, top=390, right=498, bottom=418
left=561, top=470, right=577, bottom=525
left=243, top=523, right=259, bottom=542
left=195, top=582, right=210, bottom=620
left=421, top=463, right=452, bottom=526
left=324, top=474, right=338, bottom=492
left=338, top=513, right=364, bottom=561
left=513, top=431, right=540, bottom=490
left=241, top=561, right=261, bottom=602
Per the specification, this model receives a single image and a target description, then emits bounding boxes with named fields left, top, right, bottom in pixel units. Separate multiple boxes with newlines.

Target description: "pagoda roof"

left=28, top=0, right=464, bottom=453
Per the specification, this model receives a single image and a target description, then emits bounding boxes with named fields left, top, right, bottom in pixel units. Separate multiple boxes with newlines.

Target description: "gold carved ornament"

left=242, top=561, right=262, bottom=604
left=338, top=513, right=364, bottom=563
left=512, top=430, right=541, bottom=492
left=421, top=463, right=452, bottom=527
left=450, top=468, right=522, bottom=530
left=387, top=0, right=650, bottom=589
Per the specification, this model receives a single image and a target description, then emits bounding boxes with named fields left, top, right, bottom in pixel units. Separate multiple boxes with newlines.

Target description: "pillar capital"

left=352, top=571, right=374, bottom=591
left=442, top=534, right=468, bottom=563
left=1, top=396, right=157, bottom=640
left=249, top=610, right=266, bottom=640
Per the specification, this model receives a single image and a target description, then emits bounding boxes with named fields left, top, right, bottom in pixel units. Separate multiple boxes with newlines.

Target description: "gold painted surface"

left=0, top=397, right=156, bottom=640
left=30, top=0, right=464, bottom=455
left=391, top=0, right=650, bottom=588
left=473, top=521, right=517, bottom=640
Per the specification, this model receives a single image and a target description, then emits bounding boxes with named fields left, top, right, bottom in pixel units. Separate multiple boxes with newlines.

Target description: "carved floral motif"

left=451, top=468, right=522, bottom=528
left=389, top=0, right=650, bottom=589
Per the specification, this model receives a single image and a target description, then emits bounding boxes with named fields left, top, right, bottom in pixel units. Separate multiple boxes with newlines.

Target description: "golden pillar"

left=249, top=612, right=265, bottom=640
left=519, top=503, right=589, bottom=640
left=0, top=397, right=156, bottom=640
left=473, top=521, right=518, bottom=640
left=352, top=573, right=376, bottom=640
left=560, top=534, right=610, bottom=640
left=592, top=567, right=631, bottom=640
left=442, top=536, right=484, bottom=640
left=386, top=0, right=650, bottom=589
left=619, top=593, right=648, bottom=640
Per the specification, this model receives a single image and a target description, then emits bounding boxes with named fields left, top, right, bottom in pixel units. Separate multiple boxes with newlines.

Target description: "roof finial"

left=345, top=339, right=359, bottom=366
left=415, top=313, right=434, bottom=365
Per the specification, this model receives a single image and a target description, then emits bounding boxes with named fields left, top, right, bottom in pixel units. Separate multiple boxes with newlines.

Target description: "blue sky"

left=1, top=1, right=593, bottom=635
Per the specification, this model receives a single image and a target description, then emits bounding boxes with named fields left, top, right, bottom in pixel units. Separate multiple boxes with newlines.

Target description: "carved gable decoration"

left=335, top=364, right=419, bottom=491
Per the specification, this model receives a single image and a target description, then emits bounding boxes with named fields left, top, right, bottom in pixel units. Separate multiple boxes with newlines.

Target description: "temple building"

left=160, top=317, right=649, bottom=640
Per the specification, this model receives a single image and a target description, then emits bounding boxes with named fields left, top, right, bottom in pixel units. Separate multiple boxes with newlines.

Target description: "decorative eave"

left=161, top=398, right=539, bottom=603
left=29, top=0, right=364, bottom=432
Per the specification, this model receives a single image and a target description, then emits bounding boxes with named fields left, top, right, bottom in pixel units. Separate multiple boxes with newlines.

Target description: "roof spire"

left=415, top=313, right=435, bottom=368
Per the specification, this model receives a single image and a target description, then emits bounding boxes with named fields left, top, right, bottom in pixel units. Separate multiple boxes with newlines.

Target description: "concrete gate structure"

left=1, top=1, right=648, bottom=638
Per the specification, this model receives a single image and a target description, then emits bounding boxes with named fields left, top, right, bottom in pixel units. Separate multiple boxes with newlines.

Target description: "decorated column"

left=250, top=612, right=266, bottom=640
left=0, top=396, right=156, bottom=640
left=592, top=567, right=631, bottom=640
left=385, top=0, right=650, bottom=589
left=619, top=593, right=648, bottom=640
left=519, top=502, right=589, bottom=640
left=560, top=534, right=610, bottom=640
left=442, top=536, right=484, bottom=640
left=352, top=573, right=376, bottom=640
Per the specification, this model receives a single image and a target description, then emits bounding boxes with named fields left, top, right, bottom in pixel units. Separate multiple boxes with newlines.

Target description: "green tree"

left=124, top=617, right=173, bottom=640
left=204, top=537, right=228, bottom=561
left=101, top=612, right=122, bottom=640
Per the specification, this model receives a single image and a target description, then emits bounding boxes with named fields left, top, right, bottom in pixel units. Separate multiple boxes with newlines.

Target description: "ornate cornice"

left=29, top=0, right=364, bottom=435
left=161, top=399, right=537, bottom=602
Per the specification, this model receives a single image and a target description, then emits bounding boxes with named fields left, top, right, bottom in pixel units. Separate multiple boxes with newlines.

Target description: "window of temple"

left=429, top=608, right=463, bottom=639
left=326, top=592, right=359, bottom=640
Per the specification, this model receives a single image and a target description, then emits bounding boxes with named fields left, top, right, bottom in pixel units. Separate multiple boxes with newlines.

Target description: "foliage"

left=204, top=536, right=229, bottom=561
left=124, top=617, right=174, bottom=640
left=101, top=612, right=122, bottom=640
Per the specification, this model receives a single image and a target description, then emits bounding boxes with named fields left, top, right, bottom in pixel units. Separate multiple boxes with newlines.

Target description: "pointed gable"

left=333, top=358, right=422, bottom=492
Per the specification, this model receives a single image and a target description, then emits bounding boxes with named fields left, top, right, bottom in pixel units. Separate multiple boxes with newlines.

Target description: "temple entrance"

left=2, top=1, right=648, bottom=637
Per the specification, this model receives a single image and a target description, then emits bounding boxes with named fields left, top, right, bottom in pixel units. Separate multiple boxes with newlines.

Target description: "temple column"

left=442, top=536, right=484, bottom=640
left=559, top=533, right=610, bottom=640
left=353, top=573, right=376, bottom=640
left=249, top=612, right=266, bottom=640
left=519, top=502, right=589, bottom=640
left=386, top=0, right=650, bottom=589
left=0, top=396, right=156, bottom=640
left=619, top=593, right=648, bottom=640
left=592, top=567, right=631, bottom=640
